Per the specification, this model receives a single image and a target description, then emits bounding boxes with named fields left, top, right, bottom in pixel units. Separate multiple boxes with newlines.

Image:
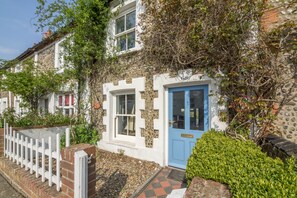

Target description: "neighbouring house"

left=0, top=31, right=79, bottom=117
left=0, top=91, right=12, bottom=116
left=262, top=0, right=297, bottom=143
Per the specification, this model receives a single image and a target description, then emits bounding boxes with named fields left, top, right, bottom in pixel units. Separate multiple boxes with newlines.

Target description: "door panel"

left=168, top=85, right=209, bottom=169
left=172, top=140, right=185, bottom=161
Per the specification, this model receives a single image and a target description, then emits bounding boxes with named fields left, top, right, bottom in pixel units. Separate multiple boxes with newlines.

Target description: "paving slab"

left=0, top=173, right=24, bottom=198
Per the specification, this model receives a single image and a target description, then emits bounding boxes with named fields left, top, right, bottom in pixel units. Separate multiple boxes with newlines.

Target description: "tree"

left=1, top=60, right=65, bottom=111
left=140, top=0, right=297, bottom=141
left=35, top=0, right=112, bottom=118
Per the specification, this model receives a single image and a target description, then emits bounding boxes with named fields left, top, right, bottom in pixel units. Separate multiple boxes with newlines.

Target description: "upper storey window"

left=55, top=39, right=65, bottom=71
left=115, top=9, right=136, bottom=52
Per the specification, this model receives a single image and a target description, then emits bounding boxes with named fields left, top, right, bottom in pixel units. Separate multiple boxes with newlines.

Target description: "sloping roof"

left=15, top=32, right=60, bottom=61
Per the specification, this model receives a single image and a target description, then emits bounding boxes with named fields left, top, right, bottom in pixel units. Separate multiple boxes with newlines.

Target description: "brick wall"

left=61, top=144, right=96, bottom=198
left=0, top=133, right=97, bottom=198
left=261, top=7, right=279, bottom=31
left=0, top=158, right=61, bottom=198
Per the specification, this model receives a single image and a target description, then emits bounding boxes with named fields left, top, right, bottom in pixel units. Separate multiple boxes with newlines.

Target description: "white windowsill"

left=107, top=139, right=136, bottom=149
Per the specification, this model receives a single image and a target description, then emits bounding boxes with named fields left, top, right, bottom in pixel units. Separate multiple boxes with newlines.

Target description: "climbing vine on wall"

left=35, top=0, right=113, bottom=120
left=140, top=0, right=297, bottom=141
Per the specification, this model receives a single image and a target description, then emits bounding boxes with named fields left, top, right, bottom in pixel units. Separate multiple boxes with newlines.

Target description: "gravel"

left=95, top=149, right=160, bottom=198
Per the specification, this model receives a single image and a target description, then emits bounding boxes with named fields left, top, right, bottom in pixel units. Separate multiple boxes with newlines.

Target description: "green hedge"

left=0, top=108, right=71, bottom=128
left=186, top=130, right=297, bottom=198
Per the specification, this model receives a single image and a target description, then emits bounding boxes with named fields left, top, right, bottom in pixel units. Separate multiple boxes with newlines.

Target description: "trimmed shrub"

left=186, top=130, right=297, bottom=198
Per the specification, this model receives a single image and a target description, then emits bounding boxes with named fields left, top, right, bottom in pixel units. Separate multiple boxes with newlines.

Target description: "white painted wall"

left=0, top=97, right=8, bottom=115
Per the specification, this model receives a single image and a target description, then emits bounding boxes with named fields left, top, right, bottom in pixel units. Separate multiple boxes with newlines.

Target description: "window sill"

left=108, top=139, right=136, bottom=149
left=115, top=47, right=141, bottom=57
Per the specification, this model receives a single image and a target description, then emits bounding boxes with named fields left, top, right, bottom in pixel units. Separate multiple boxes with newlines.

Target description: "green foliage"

left=0, top=109, right=71, bottom=127
left=35, top=0, right=112, bottom=115
left=141, top=0, right=297, bottom=140
left=1, top=60, right=65, bottom=111
left=186, top=131, right=297, bottom=197
left=61, top=123, right=99, bottom=147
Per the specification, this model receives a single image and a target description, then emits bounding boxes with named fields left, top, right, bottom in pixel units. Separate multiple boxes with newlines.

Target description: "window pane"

left=117, top=95, right=126, bottom=114
left=117, top=116, right=127, bottom=135
left=65, top=109, right=70, bottom=116
left=128, top=116, right=135, bottom=136
left=65, top=95, right=70, bottom=106
left=71, top=95, right=74, bottom=105
left=127, top=94, right=135, bottom=114
left=127, top=31, right=136, bottom=49
left=172, top=91, right=185, bottom=129
left=116, top=16, right=125, bottom=34
left=190, top=90, right=204, bottom=130
left=117, top=36, right=126, bottom=51
left=59, top=96, right=63, bottom=106
left=126, top=10, right=136, bottom=30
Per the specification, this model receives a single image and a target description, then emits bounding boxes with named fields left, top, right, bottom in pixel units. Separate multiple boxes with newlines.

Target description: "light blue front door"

left=168, top=85, right=209, bottom=169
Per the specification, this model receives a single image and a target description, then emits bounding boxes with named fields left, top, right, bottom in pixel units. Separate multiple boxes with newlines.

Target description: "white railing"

left=3, top=121, right=70, bottom=192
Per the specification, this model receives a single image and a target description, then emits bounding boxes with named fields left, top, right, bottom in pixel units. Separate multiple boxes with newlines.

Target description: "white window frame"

left=15, top=63, right=22, bottom=73
left=54, top=39, right=66, bottom=73
left=57, top=94, right=75, bottom=116
left=112, top=90, right=136, bottom=142
left=0, top=98, right=8, bottom=115
left=114, top=8, right=137, bottom=52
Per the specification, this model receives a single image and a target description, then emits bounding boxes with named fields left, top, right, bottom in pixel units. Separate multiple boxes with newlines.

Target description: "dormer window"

left=115, top=9, right=136, bottom=52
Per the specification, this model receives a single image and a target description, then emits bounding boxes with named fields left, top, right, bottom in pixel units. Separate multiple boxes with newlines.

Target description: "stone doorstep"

left=0, top=157, right=62, bottom=198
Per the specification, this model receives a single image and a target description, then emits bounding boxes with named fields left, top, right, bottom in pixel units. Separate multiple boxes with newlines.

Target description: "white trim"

left=54, top=38, right=66, bottom=73
left=153, top=70, right=227, bottom=166
left=98, top=77, right=162, bottom=162
left=106, top=0, right=144, bottom=55
left=0, top=97, right=8, bottom=115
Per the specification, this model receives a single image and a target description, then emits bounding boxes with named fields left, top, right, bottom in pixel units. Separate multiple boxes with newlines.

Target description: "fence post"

left=0, top=119, right=6, bottom=156
left=0, top=122, right=4, bottom=157
left=66, top=128, right=70, bottom=147
left=61, top=144, right=96, bottom=198
left=74, top=150, right=88, bottom=198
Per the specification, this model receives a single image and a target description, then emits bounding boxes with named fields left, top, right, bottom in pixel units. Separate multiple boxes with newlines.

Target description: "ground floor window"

left=115, top=94, right=136, bottom=138
left=57, top=94, right=75, bottom=116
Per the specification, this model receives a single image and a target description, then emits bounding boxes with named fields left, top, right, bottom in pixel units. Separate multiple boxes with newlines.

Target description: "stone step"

left=167, top=188, right=187, bottom=198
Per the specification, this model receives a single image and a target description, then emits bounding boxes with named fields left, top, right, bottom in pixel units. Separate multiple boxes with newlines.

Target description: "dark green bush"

left=186, top=130, right=297, bottom=198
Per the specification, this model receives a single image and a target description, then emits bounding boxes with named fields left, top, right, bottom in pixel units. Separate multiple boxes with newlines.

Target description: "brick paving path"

left=0, top=174, right=23, bottom=198
left=137, top=167, right=187, bottom=198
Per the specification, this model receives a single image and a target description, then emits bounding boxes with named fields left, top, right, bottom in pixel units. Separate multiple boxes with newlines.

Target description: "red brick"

left=62, top=177, right=74, bottom=189
left=61, top=161, right=74, bottom=171
left=68, top=170, right=74, bottom=180
left=67, top=188, right=74, bottom=197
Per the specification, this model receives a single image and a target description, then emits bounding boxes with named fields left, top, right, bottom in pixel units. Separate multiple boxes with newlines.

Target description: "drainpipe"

left=8, top=91, right=11, bottom=108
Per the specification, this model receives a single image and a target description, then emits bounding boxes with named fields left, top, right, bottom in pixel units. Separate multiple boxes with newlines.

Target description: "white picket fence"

left=3, top=121, right=70, bottom=192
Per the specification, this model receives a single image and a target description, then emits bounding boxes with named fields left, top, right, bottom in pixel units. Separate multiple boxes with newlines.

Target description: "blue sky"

left=0, top=0, right=42, bottom=60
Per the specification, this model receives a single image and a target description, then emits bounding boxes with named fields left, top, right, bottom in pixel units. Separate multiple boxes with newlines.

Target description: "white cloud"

left=0, top=46, right=19, bottom=54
